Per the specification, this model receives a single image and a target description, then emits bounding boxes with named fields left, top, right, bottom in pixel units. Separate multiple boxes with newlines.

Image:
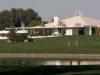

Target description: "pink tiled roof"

left=82, top=17, right=100, bottom=25
left=45, top=22, right=54, bottom=27
left=35, top=22, right=54, bottom=28
left=62, top=16, right=86, bottom=27
left=62, top=16, right=100, bottom=26
left=35, top=16, right=100, bottom=28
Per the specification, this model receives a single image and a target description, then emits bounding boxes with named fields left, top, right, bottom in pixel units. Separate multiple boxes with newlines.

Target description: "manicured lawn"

left=0, top=36, right=100, bottom=54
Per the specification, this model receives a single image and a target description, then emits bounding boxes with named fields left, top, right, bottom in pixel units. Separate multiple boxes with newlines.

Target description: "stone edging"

left=0, top=53, right=100, bottom=59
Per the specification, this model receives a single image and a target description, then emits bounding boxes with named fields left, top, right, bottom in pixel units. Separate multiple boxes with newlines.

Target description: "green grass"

left=1, top=35, right=100, bottom=54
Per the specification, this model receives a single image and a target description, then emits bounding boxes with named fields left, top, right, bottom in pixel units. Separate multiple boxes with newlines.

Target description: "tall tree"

left=8, top=26, right=17, bottom=43
left=0, top=10, right=11, bottom=30
left=96, top=28, right=100, bottom=35
left=28, top=20, right=41, bottom=27
left=0, top=8, right=42, bottom=30
left=51, top=18, right=54, bottom=22
left=59, top=21, right=66, bottom=35
left=26, top=8, right=41, bottom=26
left=41, top=21, right=48, bottom=27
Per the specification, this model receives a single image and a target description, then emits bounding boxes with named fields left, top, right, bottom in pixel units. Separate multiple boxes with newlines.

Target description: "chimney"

left=54, top=15, right=60, bottom=26
left=75, top=11, right=84, bottom=17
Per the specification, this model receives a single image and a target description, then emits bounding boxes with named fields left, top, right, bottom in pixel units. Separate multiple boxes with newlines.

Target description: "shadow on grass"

left=0, top=65, right=100, bottom=75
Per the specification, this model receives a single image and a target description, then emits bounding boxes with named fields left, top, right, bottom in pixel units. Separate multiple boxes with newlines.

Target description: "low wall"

left=0, top=36, right=8, bottom=39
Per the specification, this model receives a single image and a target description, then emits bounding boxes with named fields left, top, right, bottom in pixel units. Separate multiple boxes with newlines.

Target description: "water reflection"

left=0, top=60, right=32, bottom=66
left=43, top=60, right=100, bottom=65
left=0, top=60, right=100, bottom=66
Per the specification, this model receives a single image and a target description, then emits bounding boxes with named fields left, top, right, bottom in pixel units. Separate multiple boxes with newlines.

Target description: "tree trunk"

left=99, top=30, right=100, bottom=35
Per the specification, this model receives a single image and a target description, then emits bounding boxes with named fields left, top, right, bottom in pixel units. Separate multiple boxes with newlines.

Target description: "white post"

left=16, top=29, right=17, bottom=34
left=57, top=28, right=59, bottom=35
left=30, top=29, right=32, bottom=34
left=32, top=29, right=33, bottom=34
left=33, top=29, right=35, bottom=34
left=43, top=28, right=44, bottom=34
left=52, top=28, right=54, bottom=35
left=89, top=27, right=91, bottom=35
left=25, top=29, right=26, bottom=34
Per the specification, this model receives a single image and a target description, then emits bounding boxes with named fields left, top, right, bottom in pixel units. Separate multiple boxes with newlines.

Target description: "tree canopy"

left=0, top=8, right=43, bottom=30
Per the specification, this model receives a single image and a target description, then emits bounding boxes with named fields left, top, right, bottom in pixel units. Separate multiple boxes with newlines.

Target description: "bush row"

left=9, top=34, right=35, bottom=43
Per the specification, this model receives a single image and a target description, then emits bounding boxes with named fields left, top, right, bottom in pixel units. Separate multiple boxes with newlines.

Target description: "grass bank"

left=0, top=36, right=100, bottom=54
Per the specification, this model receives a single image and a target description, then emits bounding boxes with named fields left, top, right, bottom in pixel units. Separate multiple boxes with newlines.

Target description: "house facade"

left=0, top=11, right=100, bottom=39
left=25, top=11, right=100, bottom=36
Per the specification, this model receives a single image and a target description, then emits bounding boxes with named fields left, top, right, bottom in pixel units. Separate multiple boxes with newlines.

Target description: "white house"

left=37, top=11, right=100, bottom=36
left=1, top=11, right=100, bottom=39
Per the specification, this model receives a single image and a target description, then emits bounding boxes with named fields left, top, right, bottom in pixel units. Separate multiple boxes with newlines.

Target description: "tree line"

left=0, top=8, right=48, bottom=30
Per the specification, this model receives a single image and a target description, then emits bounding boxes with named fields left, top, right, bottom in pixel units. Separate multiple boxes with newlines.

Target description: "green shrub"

left=8, top=28, right=17, bottom=43
left=17, top=34, right=27, bottom=42
left=28, top=38, right=34, bottom=42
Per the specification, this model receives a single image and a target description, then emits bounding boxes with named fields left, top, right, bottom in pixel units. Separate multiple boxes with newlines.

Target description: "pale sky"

left=0, top=0, right=100, bottom=22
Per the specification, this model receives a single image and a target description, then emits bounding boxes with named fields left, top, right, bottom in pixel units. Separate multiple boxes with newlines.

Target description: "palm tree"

left=96, top=28, right=100, bottom=35
left=59, top=21, right=66, bottom=35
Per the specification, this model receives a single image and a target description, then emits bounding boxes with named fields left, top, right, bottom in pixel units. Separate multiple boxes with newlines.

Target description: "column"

left=54, top=28, right=59, bottom=35
left=30, top=29, right=32, bottom=34
left=89, top=27, right=92, bottom=35
left=15, top=29, right=17, bottom=34
left=33, top=29, right=35, bottom=34
left=25, top=29, right=26, bottom=34
left=52, top=28, right=54, bottom=35
left=43, top=28, right=44, bottom=34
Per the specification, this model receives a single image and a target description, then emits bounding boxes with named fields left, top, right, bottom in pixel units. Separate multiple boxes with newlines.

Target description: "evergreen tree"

left=0, top=8, right=42, bottom=30
left=8, top=26, right=17, bottom=43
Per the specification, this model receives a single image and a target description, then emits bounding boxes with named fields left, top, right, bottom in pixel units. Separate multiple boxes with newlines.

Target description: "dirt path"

left=0, top=53, right=100, bottom=59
